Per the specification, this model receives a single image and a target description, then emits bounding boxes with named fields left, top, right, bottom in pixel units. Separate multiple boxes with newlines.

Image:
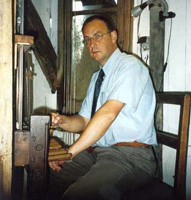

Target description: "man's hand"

left=49, top=160, right=64, bottom=172
left=51, top=113, right=64, bottom=128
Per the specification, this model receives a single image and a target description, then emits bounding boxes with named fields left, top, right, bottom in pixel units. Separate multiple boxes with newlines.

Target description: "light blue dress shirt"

left=79, top=48, right=157, bottom=147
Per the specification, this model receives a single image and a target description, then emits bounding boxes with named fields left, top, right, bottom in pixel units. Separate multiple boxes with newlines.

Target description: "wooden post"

left=0, top=0, right=13, bottom=199
left=149, top=4, right=165, bottom=179
left=117, top=0, right=134, bottom=53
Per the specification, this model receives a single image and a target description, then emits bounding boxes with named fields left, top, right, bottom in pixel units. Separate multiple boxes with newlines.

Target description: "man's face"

left=83, top=19, right=117, bottom=66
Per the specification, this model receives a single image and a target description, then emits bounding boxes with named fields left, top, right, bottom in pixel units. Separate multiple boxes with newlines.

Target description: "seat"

left=123, top=92, right=191, bottom=200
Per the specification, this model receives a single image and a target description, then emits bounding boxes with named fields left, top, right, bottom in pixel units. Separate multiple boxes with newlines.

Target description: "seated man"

left=49, top=15, right=157, bottom=200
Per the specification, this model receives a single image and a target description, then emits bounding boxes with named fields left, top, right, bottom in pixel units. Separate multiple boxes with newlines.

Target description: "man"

left=49, top=15, right=157, bottom=200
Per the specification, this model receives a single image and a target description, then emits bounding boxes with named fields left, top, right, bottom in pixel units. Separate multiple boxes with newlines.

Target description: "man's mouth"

left=92, top=50, right=100, bottom=55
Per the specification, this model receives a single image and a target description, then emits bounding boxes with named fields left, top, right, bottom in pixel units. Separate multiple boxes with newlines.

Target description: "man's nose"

left=89, top=37, right=96, bottom=46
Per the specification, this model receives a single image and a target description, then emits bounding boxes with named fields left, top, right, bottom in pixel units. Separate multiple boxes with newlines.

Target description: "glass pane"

left=73, top=0, right=117, bottom=12
left=72, top=15, right=99, bottom=112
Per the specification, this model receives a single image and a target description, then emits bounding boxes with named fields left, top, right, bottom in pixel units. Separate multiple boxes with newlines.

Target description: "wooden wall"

left=0, top=0, right=13, bottom=199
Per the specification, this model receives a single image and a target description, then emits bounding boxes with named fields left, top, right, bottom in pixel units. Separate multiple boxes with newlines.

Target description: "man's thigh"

left=48, top=150, right=96, bottom=199
left=63, top=146, right=156, bottom=200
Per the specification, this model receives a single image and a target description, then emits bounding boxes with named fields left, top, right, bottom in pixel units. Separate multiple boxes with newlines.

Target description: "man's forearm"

left=68, top=100, right=124, bottom=158
left=59, top=114, right=89, bottom=133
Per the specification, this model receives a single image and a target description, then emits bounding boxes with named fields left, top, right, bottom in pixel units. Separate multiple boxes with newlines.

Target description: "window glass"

left=73, top=0, right=117, bottom=11
left=72, top=15, right=99, bottom=112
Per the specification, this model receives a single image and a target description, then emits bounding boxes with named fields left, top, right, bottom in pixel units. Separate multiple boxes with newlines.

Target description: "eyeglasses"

left=83, top=31, right=112, bottom=45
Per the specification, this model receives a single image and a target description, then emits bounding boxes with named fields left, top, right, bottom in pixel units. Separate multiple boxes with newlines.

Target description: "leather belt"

left=87, top=141, right=151, bottom=153
left=114, top=141, right=151, bottom=148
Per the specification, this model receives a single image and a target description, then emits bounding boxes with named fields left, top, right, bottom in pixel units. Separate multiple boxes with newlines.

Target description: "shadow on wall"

left=33, top=106, right=57, bottom=115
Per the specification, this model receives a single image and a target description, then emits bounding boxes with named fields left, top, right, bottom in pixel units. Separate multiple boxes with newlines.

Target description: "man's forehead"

left=83, top=19, right=108, bottom=35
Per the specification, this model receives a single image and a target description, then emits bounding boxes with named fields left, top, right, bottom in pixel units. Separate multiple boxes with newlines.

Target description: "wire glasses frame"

left=83, top=31, right=112, bottom=45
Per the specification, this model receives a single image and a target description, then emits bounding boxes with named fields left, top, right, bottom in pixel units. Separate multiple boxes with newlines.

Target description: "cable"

left=137, top=0, right=144, bottom=61
left=137, top=0, right=143, bottom=40
left=163, top=18, right=172, bottom=72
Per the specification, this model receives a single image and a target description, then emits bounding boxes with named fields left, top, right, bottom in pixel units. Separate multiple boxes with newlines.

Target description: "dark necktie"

left=91, top=69, right=105, bottom=118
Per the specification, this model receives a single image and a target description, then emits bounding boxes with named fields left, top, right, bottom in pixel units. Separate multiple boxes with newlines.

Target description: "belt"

left=87, top=141, right=151, bottom=153
left=114, top=141, right=151, bottom=148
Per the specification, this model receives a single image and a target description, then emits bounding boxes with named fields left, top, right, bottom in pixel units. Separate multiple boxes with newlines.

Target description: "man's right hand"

left=49, top=160, right=64, bottom=172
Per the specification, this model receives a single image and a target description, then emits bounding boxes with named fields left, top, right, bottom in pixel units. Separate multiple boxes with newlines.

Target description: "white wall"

left=31, top=0, right=58, bottom=113
left=133, top=0, right=191, bottom=199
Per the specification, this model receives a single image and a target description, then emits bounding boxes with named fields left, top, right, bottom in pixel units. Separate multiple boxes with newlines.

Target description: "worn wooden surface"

left=15, top=34, right=34, bottom=45
left=25, top=0, right=57, bottom=93
left=14, top=131, right=30, bottom=166
left=0, top=0, right=13, bottom=199
left=57, top=0, right=66, bottom=112
left=117, top=0, right=133, bottom=52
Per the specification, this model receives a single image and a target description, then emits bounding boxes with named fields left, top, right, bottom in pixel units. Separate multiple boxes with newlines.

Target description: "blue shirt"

left=79, top=48, right=157, bottom=147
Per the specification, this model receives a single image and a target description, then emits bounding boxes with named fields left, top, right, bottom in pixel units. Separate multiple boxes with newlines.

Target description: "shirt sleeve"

left=107, top=60, right=149, bottom=112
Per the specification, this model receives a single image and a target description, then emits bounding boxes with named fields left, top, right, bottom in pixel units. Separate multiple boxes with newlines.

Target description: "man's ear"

left=111, top=30, right=117, bottom=44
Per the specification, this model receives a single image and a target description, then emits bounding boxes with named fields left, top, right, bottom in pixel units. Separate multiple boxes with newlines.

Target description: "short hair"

left=82, top=15, right=117, bottom=33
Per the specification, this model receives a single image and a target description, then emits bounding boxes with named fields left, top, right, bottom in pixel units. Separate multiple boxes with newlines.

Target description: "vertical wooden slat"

left=117, top=0, right=133, bottom=52
left=149, top=5, right=165, bottom=91
left=117, top=0, right=125, bottom=50
left=123, top=0, right=134, bottom=53
left=175, top=94, right=191, bottom=199
left=62, top=0, right=73, bottom=114
left=0, top=0, right=13, bottom=199
left=149, top=4, right=165, bottom=180
left=57, top=0, right=64, bottom=111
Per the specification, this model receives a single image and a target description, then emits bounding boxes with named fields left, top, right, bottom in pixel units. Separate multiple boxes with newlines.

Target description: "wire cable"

left=163, top=18, right=173, bottom=72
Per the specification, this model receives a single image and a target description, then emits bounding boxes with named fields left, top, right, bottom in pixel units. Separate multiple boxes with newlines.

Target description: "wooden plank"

left=156, top=130, right=178, bottom=149
left=156, top=92, right=191, bottom=105
left=62, top=0, right=73, bottom=114
left=117, top=0, right=125, bottom=49
left=28, top=115, right=50, bottom=199
left=24, top=0, right=57, bottom=93
left=72, top=7, right=117, bottom=16
left=57, top=0, right=65, bottom=111
left=117, top=0, right=133, bottom=52
left=149, top=5, right=165, bottom=91
left=122, top=0, right=134, bottom=53
left=14, top=131, right=30, bottom=166
left=15, top=34, right=34, bottom=45
left=175, top=94, right=191, bottom=198
left=0, top=0, right=13, bottom=199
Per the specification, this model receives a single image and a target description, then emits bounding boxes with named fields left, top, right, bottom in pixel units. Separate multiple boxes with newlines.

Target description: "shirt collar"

left=100, top=48, right=121, bottom=76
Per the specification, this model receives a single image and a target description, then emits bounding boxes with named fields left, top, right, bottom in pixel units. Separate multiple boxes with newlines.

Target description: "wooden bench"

left=124, top=92, right=191, bottom=200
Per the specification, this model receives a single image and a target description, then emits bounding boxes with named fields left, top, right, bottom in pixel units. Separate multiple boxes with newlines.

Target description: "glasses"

left=83, top=31, right=112, bottom=45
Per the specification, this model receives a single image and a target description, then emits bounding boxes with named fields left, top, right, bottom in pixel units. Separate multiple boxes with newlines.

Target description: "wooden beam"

left=24, top=0, right=57, bottom=93
left=117, top=0, right=133, bottom=52
left=14, top=131, right=30, bottom=166
left=72, top=7, right=117, bottom=16
left=15, top=34, right=34, bottom=45
left=0, top=0, right=13, bottom=199
left=123, top=0, right=134, bottom=53
left=57, top=0, right=65, bottom=111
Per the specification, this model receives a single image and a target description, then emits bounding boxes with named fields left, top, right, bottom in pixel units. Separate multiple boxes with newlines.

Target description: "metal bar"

left=16, top=44, right=24, bottom=130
